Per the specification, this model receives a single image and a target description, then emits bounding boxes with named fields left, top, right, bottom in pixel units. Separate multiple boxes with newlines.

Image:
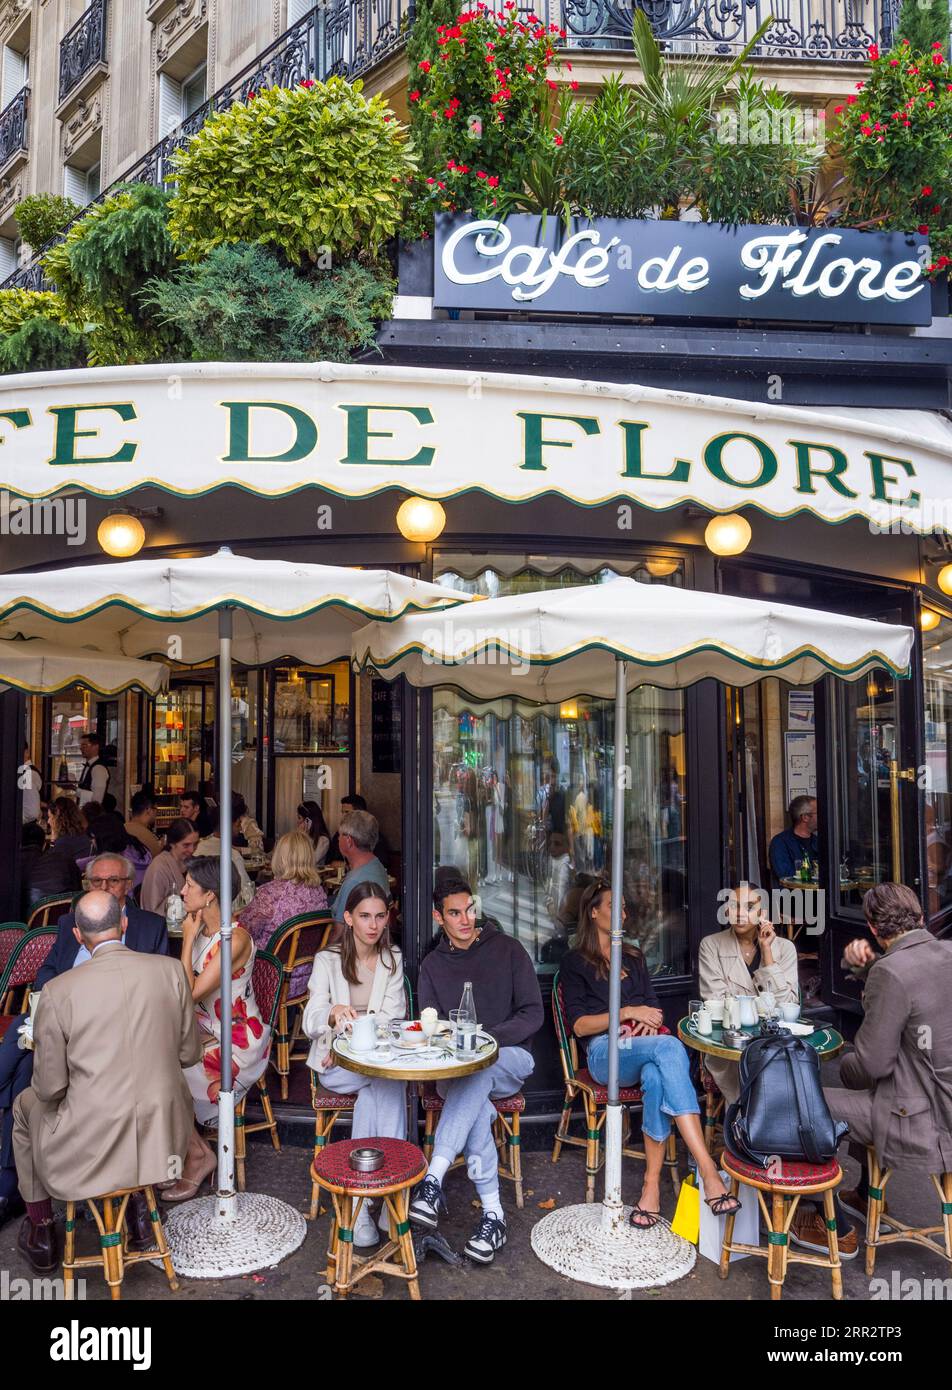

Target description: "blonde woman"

left=238, top=830, right=329, bottom=996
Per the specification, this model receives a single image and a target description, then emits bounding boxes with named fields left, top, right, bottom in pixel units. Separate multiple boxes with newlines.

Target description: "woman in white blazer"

left=698, top=882, right=800, bottom=1103
left=303, top=879, right=407, bottom=1245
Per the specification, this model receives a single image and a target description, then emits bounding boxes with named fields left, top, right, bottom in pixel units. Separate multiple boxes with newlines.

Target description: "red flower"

left=418, top=59, right=431, bottom=72
left=846, top=95, right=857, bottom=105
left=553, top=133, right=563, bottom=145
left=410, top=89, right=420, bottom=101
left=919, top=224, right=930, bottom=233
left=202, top=1047, right=240, bottom=1104
left=908, top=66, right=920, bottom=74
left=215, top=996, right=263, bottom=1052
left=934, top=54, right=945, bottom=65
left=860, top=124, right=872, bottom=136
left=889, top=58, right=899, bottom=66
left=933, top=40, right=944, bottom=46
left=525, top=63, right=535, bottom=71
left=488, top=175, right=499, bottom=187
left=299, top=78, right=315, bottom=89
left=426, top=177, right=435, bottom=184
left=546, top=79, right=557, bottom=89
left=476, top=169, right=487, bottom=179
left=247, top=89, right=256, bottom=100
left=929, top=101, right=937, bottom=107
left=570, top=80, right=579, bottom=90
left=859, top=112, right=870, bottom=121
left=833, top=104, right=843, bottom=114
left=868, top=44, right=879, bottom=60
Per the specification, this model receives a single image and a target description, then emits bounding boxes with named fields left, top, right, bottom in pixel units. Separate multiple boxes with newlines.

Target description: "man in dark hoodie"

left=410, top=875, right=543, bottom=1265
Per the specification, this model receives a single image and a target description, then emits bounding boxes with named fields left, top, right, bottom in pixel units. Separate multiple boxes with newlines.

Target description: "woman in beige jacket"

left=698, top=883, right=800, bottom=1103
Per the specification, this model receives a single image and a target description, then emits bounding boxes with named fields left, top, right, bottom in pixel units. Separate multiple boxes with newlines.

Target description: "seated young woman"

left=303, top=880, right=407, bottom=1248
left=698, top=880, right=799, bottom=1104
left=560, top=878, right=741, bottom=1229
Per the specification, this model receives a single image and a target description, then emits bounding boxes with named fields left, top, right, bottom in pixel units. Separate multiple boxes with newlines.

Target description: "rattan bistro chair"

left=863, top=1147, right=952, bottom=1277
left=235, top=950, right=283, bottom=1192
left=550, top=969, right=680, bottom=1202
left=26, top=894, right=73, bottom=930
left=307, top=977, right=415, bottom=1220
left=266, top=910, right=335, bottom=1099
left=0, top=925, right=57, bottom=1023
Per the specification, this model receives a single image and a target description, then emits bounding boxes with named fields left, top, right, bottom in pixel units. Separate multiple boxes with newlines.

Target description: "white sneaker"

left=464, top=1213, right=507, bottom=1264
left=353, top=1204, right=380, bottom=1249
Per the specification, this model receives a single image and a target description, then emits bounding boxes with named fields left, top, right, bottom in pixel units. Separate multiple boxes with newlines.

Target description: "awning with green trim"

left=0, top=362, right=949, bottom=530
left=353, top=577, right=914, bottom=698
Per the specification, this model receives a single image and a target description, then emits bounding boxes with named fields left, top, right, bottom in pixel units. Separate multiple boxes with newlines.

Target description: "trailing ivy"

left=0, top=317, right=86, bottom=374
left=141, top=242, right=394, bottom=362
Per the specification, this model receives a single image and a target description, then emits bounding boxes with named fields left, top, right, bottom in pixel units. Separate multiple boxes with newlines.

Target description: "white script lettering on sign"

left=738, top=231, right=924, bottom=303
left=440, top=219, right=619, bottom=301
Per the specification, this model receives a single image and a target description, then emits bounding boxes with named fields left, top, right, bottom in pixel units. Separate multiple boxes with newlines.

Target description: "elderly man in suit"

left=0, top=852, right=168, bottom=1232
left=790, top=882, right=952, bottom=1256
left=13, top=890, right=200, bottom=1273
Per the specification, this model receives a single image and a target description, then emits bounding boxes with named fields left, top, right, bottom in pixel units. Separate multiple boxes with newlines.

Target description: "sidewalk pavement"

left=0, top=1131, right=944, bottom=1301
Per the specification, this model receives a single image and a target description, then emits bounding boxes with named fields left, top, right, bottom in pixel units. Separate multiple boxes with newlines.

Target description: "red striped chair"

left=0, top=926, right=58, bottom=1028
left=235, top=950, right=283, bottom=1192
left=265, top=911, right=335, bottom=1100
left=550, top=969, right=680, bottom=1202
left=0, top=925, right=25, bottom=982
left=421, top=1084, right=526, bottom=1207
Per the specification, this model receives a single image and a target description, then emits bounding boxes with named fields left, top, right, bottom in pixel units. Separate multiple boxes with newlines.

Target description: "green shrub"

left=0, top=317, right=86, bottom=374
left=40, top=183, right=181, bottom=365
left=41, top=183, right=176, bottom=320
left=167, top=78, right=415, bottom=263
left=898, top=0, right=949, bottom=55
left=141, top=242, right=393, bottom=362
left=0, top=287, right=71, bottom=335
left=14, top=194, right=80, bottom=251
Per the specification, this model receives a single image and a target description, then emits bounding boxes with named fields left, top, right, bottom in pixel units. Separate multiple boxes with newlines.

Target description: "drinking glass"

left=688, top=999, right=703, bottom=1030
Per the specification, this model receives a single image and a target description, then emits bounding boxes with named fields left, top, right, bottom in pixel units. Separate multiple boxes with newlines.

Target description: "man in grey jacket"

left=792, top=882, right=952, bottom=1255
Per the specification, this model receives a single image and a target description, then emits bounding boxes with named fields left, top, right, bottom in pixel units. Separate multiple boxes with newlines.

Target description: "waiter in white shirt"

left=17, top=743, right=42, bottom=824
left=76, top=732, right=110, bottom=808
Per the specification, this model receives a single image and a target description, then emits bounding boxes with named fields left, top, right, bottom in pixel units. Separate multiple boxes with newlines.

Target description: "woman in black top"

left=561, top=879, right=740, bottom=1229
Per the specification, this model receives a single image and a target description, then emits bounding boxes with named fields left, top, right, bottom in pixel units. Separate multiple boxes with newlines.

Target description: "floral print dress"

left=183, top=929, right=270, bottom=1124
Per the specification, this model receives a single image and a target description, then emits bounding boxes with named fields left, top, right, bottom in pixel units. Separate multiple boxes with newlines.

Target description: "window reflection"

left=923, top=617, right=952, bottom=920
left=432, top=555, right=688, bottom=977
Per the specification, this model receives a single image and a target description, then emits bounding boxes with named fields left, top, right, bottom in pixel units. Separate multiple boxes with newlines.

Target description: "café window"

left=431, top=553, right=688, bottom=978
left=830, top=668, right=898, bottom=914
left=270, top=661, right=352, bottom=838
left=923, top=615, right=952, bottom=922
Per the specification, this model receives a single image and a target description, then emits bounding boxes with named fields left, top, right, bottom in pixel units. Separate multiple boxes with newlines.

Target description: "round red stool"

left=310, top=1138, right=427, bottom=1299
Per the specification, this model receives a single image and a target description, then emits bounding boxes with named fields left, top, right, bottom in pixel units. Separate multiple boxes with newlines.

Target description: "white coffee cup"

left=343, top=1015, right=377, bottom=1052
left=690, top=1006, right=713, bottom=1036
left=704, top=998, right=725, bottom=1023
left=780, top=1002, right=800, bottom=1023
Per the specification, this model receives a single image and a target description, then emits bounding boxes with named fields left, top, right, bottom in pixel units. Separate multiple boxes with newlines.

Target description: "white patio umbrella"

left=0, top=548, right=473, bottom=1278
left=0, top=636, right=168, bottom=695
left=353, top=577, right=914, bottom=1289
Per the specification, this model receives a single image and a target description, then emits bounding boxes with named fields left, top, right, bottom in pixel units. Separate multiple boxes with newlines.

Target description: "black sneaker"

left=409, top=1175, right=447, bottom=1231
left=464, top=1213, right=507, bottom=1264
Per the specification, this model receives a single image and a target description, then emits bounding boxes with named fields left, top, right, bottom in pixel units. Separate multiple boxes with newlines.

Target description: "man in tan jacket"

left=791, top=882, right=952, bottom=1256
left=13, top=890, right=200, bottom=1273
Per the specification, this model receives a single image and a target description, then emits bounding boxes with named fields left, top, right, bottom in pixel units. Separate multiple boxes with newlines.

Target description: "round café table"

left=330, top=1027, right=498, bottom=1083
left=677, top=1015, right=844, bottom=1064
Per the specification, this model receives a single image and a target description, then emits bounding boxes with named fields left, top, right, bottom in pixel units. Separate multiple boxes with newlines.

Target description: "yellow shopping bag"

left=670, top=1171, right=700, bottom=1244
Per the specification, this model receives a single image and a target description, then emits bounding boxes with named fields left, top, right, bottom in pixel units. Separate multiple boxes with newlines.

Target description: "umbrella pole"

left=601, top=657, right=626, bottom=1232
left=214, top=605, right=237, bottom=1226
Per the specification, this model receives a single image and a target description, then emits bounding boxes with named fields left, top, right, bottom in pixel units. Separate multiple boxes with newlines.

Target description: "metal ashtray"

left=722, top=1028, right=753, bottom=1049
left=349, top=1146, right=385, bottom=1173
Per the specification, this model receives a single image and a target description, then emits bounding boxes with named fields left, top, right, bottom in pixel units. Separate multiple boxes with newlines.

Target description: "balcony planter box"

left=398, top=236, right=434, bottom=298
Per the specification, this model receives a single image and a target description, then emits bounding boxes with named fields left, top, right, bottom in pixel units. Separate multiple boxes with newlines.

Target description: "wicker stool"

left=311, top=1138, right=426, bottom=1300
left=63, top=1185, right=178, bottom=1301
left=307, top=1073, right=358, bottom=1220
left=864, top=1148, right=952, bottom=1277
left=719, top=1152, right=844, bottom=1301
left=421, top=1085, right=526, bottom=1207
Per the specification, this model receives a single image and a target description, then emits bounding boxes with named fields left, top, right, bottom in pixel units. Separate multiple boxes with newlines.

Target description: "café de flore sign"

left=0, top=362, right=950, bottom=533
left=433, top=214, right=932, bottom=327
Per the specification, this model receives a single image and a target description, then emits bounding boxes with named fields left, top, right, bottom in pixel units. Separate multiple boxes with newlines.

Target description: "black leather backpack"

left=725, top=1031, right=848, bottom=1168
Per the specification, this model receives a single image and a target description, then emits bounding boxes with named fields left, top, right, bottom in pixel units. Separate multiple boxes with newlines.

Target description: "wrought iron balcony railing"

left=59, top=0, right=108, bottom=105
left=0, top=86, right=28, bottom=172
left=4, top=0, right=900, bottom=292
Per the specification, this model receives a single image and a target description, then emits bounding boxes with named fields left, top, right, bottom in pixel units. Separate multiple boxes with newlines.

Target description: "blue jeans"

left=586, top=1032, right=699, bottom=1143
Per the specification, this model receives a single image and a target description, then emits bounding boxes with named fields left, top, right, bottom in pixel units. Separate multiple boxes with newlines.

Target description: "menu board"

left=371, top=679, right=402, bottom=774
